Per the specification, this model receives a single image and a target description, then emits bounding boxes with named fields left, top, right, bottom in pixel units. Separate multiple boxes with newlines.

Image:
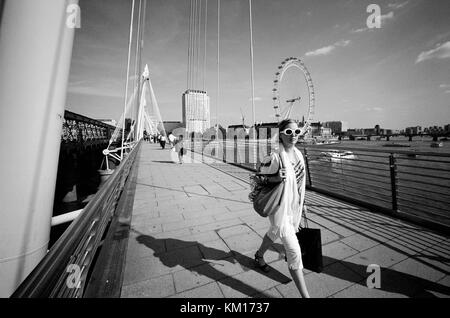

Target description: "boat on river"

left=320, top=150, right=357, bottom=161
left=430, top=141, right=443, bottom=148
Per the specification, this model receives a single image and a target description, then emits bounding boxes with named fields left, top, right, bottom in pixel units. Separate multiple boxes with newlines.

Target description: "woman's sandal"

left=254, top=252, right=270, bottom=273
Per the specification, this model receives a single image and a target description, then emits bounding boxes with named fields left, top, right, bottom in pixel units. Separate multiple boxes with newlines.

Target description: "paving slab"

left=321, top=241, right=360, bottom=267
left=330, top=282, right=408, bottom=298
left=217, top=224, right=254, bottom=239
left=340, top=233, right=382, bottom=252
left=218, top=268, right=287, bottom=298
left=173, top=268, right=216, bottom=293
left=170, top=282, right=224, bottom=298
left=303, top=262, right=365, bottom=298
left=222, top=232, right=264, bottom=255
left=342, top=244, right=409, bottom=277
left=275, top=280, right=302, bottom=298
left=121, top=274, right=175, bottom=298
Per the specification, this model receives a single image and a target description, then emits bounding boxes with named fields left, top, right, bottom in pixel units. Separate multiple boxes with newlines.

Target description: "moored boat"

left=320, top=150, right=357, bottom=161
left=430, top=141, right=443, bottom=148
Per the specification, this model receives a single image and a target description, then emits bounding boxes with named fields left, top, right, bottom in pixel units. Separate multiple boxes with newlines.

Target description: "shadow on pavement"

left=320, top=256, right=450, bottom=298
left=135, top=234, right=291, bottom=298
left=151, top=160, right=177, bottom=164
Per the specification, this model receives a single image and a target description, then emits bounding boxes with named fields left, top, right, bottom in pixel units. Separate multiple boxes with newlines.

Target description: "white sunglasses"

left=280, top=128, right=302, bottom=136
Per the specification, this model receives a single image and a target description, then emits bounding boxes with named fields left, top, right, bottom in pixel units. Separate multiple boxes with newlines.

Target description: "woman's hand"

left=279, top=168, right=287, bottom=181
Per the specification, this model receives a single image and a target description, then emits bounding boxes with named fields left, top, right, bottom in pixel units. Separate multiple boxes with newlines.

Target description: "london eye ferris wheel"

left=272, top=57, right=315, bottom=135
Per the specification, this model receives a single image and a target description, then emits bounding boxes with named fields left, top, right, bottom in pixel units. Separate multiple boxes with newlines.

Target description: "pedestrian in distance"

left=254, top=118, right=310, bottom=298
left=168, top=132, right=175, bottom=148
left=160, top=134, right=167, bottom=149
left=174, top=135, right=185, bottom=164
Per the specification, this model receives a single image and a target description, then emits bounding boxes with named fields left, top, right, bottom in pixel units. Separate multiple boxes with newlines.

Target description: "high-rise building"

left=323, top=121, right=348, bottom=134
left=405, top=126, right=422, bottom=135
left=182, top=90, right=210, bottom=134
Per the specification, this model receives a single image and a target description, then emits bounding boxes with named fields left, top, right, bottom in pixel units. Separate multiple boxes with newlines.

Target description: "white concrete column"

left=0, top=0, right=78, bottom=297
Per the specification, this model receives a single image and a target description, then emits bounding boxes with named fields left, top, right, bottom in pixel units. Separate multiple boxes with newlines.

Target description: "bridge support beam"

left=0, top=0, right=78, bottom=297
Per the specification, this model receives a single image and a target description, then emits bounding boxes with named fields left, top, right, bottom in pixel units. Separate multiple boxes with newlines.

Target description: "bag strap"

left=278, top=152, right=284, bottom=170
left=256, top=152, right=284, bottom=177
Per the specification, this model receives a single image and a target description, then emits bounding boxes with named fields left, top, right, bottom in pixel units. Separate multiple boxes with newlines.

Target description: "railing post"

left=234, top=137, right=238, bottom=164
left=389, top=153, right=398, bottom=211
left=245, top=136, right=250, bottom=167
left=223, top=137, right=226, bottom=163
left=304, top=148, right=313, bottom=187
left=201, top=139, right=204, bottom=157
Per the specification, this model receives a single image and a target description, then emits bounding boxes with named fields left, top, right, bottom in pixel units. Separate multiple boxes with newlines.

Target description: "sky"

left=66, top=0, right=450, bottom=130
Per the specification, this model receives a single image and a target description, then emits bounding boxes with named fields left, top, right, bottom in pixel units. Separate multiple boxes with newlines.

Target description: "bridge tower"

left=0, top=0, right=78, bottom=297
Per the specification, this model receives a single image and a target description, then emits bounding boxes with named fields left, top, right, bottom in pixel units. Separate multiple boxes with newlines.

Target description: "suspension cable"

left=197, top=0, right=202, bottom=131
left=249, top=0, right=255, bottom=129
left=194, top=0, right=199, bottom=91
left=187, top=0, right=193, bottom=89
left=121, top=0, right=136, bottom=160
left=192, top=0, right=196, bottom=90
left=197, top=0, right=202, bottom=92
left=216, top=0, right=220, bottom=138
left=203, top=0, right=208, bottom=91
left=139, top=0, right=147, bottom=85
left=133, top=0, right=142, bottom=138
left=249, top=0, right=257, bottom=165
left=139, top=0, right=148, bottom=134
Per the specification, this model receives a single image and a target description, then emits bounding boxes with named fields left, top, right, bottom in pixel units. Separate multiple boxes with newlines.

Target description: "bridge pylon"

left=0, top=0, right=78, bottom=297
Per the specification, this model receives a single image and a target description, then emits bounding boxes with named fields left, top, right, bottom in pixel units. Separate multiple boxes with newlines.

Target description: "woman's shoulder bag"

left=249, top=153, right=285, bottom=217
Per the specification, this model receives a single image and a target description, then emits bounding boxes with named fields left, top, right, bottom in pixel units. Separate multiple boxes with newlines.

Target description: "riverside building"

left=182, top=90, right=210, bottom=134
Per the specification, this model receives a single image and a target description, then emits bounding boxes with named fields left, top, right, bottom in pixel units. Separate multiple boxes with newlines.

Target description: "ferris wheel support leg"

left=0, top=0, right=78, bottom=297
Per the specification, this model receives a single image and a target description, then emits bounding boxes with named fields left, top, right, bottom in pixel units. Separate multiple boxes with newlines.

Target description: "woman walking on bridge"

left=254, top=119, right=310, bottom=298
left=174, top=135, right=186, bottom=164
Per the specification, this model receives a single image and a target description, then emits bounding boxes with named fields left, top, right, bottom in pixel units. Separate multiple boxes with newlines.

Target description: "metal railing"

left=303, top=145, right=450, bottom=229
left=61, top=110, right=126, bottom=149
left=11, top=141, right=142, bottom=298
left=188, top=139, right=450, bottom=232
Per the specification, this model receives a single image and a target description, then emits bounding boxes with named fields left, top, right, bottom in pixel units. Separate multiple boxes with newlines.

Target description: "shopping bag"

left=296, top=206, right=323, bottom=273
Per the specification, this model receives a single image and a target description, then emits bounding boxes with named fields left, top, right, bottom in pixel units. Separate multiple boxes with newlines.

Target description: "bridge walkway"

left=120, top=142, right=450, bottom=298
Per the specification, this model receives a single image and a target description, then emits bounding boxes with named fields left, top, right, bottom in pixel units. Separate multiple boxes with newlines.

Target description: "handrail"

left=304, top=143, right=450, bottom=158
left=11, top=141, right=142, bottom=298
left=64, top=110, right=116, bottom=130
left=201, top=138, right=450, bottom=157
left=51, top=209, right=83, bottom=227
